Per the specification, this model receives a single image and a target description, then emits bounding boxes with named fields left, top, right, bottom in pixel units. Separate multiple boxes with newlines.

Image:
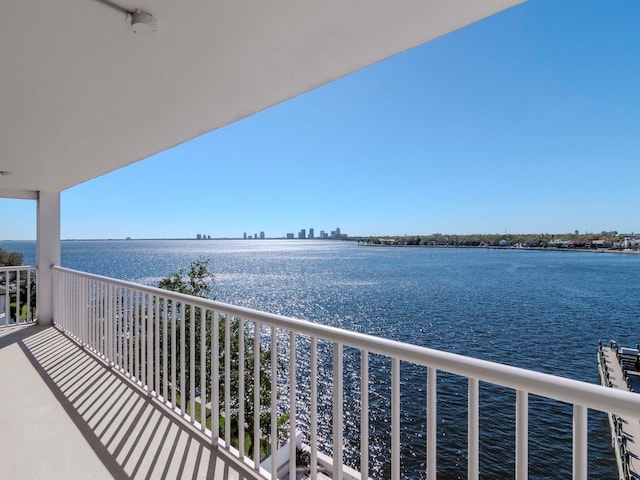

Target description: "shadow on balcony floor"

left=0, top=324, right=258, bottom=480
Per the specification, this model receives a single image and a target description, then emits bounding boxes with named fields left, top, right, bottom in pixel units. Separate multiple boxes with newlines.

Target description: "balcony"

left=2, top=265, right=639, bottom=479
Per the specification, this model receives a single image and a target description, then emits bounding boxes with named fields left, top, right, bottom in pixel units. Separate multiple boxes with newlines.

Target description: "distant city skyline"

left=2, top=1, right=639, bottom=240
left=236, top=226, right=344, bottom=240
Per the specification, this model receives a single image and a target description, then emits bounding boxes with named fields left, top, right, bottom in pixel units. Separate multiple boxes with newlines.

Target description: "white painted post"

left=149, top=293, right=155, bottom=394
left=333, top=343, right=344, bottom=480
left=36, top=191, right=60, bottom=325
left=15, top=269, right=20, bottom=323
left=200, top=306, right=206, bottom=430
left=468, top=378, right=479, bottom=480
left=391, top=357, right=401, bottom=480
left=212, top=309, right=220, bottom=443
left=289, top=331, right=296, bottom=480
left=573, top=404, right=588, bottom=480
left=238, top=316, right=245, bottom=457
left=360, top=350, right=369, bottom=480
left=189, top=304, right=195, bottom=420
left=427, top=367, right=437, bottom=480
left=270, top=327, right=278, bottom=479
left=516, top=390, right=528, bottom=480
left=224, top=314, right=231, bottom=447
left=254, top=321, right=261, bottom=469
left=310, top=337, right=318, bottom=479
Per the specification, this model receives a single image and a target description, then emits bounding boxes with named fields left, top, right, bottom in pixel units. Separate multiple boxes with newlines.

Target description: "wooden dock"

left=598, top=343, right=640, bottom=480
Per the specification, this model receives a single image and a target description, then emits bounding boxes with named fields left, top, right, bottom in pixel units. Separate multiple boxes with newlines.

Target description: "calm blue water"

left=4, top=239, right=637, bottom=479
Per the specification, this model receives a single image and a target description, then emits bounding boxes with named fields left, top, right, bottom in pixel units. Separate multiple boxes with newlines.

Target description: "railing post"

left=468, top=378, right=479, bottom=480
left=156, top=294, right=161, bottom=395
left=163, top=298, right=168, bottom=401
left=270, top=326, right=277, bottom=479
left=108, top=283, right=114, bottom=365
left=212, top=309, right=219, bottom=444
left=427, top=366, right=437, bottom=480
left=516, top=390, right=528, bottom=480
left=253, top=321, right=262, bottom=469
left=311, top=337, right=319, bottom=479
left=180, top=299, right=186, bottom=414
left=16, top=269, right=20, bottom=323
left=333, top=343, right=344, bottom=480
left=141, top=292, right=147, bottom=387
left=135, top=291, right=140, bottom=382
left=2, top=270, right=8, bottom=323
left=149, top=293, right=155, bottom=395
left=199, top=306, right=206, bottom=430
left=171, top=300, right=177, bottom=409
left=573, top=404, right=588, bottom=480
left=238, top=316, right=245, bottom=457
left=127, top=289, right=133, bottom=378
left=360, top=350, right=369, bottom=480
left=224, top=314, right=231, bottom=447
left=392, top=357, right=401, bottom=480
left=289, top=331, right=296, bottom=480
left=189, top=303, right=196, bottom=418
left=115, top=286, right=121, bottom=369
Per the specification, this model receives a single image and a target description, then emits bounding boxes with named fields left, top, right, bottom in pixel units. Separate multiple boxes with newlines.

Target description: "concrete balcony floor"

left=0, top=325, right=258, bottom=480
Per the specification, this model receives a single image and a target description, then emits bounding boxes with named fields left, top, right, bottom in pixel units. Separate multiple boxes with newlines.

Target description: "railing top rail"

left=0, top=265, right=35, bottom=272
left=52, top=265, right=640, bottom=419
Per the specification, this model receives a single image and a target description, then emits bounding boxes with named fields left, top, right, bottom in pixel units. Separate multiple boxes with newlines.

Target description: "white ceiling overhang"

left=0, top=0, right=523, bottom=195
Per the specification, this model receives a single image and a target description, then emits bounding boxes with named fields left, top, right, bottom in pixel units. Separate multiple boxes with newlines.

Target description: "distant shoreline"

left=3, top=238, right=639, bottom=256
left=357, top=243, right=640, bottom=255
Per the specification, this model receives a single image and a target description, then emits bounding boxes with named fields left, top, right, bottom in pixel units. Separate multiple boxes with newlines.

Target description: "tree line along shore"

left=350, top=232, right=640, bottom=251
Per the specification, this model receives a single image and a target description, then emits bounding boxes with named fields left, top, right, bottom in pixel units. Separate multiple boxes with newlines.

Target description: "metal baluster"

left=427, top=367, right=437, bottom=480
left=392, top=357, right=400, bottom=480
left=333, top=343, right=344, bottom=480
left=190, top=304, right=195, bottom=421
left=171, top=300, right=177, bottom=409
left=361, top=350, right=369, bottom=480
left=239, top=316, right=245, bottom=458
left=516, top=390, right=528, bottom=479
left=573, top=404, right=587, bottom=480
left=254, top=321, right=261, bottom=470
left=310, top=337, right=318, bottom=479
left=180, top=300, right=186, bottom=414
left=212, top=310, right=220, bottom=443
left=225, top=314, right=231, bottom=447
left=468, top=378, right=479, bottom=480
left=200, top=306, right=206, bottom=431
left=289, top=331, right=296, bottom=480
left=270, top=326, right=277, bottom=479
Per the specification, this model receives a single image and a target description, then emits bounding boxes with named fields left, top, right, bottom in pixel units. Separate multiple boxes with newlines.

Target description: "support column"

left=36, top=191, right=61, bottom=325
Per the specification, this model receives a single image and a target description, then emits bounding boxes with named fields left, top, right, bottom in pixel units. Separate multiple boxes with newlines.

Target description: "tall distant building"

left=309, top=228, right=314, bottom=239
left=260, top=231, right=265, bottom=239
left=320, top=230, right=326, bottom=239
left=243, top=232, right=247, bottom=239
left=299, top=229, right=306, bottom=239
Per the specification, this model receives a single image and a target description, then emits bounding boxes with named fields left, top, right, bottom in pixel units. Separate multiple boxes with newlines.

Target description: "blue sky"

left=3, top=1, right=639, bottom=240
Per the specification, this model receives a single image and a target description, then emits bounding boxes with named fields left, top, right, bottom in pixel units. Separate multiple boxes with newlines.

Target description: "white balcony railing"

left=0, top=265, right=36, bottom=328
left=52, top=266, right=640, bottom=480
